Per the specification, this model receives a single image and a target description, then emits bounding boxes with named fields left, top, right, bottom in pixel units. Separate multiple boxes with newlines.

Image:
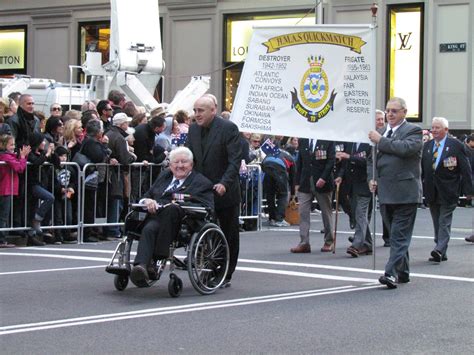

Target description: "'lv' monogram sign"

left=398, top=32, right=412, bottom=50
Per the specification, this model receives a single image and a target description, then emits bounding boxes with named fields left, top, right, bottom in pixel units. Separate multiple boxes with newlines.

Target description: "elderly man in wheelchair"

left=106, top=147, right=229, bottom=297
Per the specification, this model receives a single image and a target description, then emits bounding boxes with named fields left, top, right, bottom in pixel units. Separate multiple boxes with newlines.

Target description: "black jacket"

left=337, top=142, right=372, bottom=196
left=422, top=137, right=473, bottom=205
left=186, top=117, right=242, bottom=209
left=143, top=169, right=214, bottom=210
left=296, top=139, right=335, bottom=193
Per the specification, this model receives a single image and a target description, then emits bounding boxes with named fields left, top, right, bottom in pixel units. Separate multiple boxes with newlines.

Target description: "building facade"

left=0, top=0, right=472, bottom=133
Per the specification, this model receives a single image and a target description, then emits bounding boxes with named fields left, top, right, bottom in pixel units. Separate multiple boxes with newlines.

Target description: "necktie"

left=386, top=129, right=393, bottom=138
left=432, top=141, right=440, bottom=170
left=165, top=179, right=180, bottom=193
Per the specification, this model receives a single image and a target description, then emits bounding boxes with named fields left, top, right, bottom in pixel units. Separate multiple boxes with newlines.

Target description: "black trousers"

left=216, top=204, right=240, bottom=280
left=134, top=204, right=184, bottom=265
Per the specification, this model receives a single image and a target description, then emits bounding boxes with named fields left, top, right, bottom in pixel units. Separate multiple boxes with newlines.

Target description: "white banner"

left=230, top=25, right=376, bottom=144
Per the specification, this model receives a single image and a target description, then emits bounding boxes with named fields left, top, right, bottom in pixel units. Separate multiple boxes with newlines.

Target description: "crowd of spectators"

left=0, top=90, right=193, bottom=247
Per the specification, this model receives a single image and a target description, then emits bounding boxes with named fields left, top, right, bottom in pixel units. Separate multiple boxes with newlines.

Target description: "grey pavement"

left=1, top=206, right=473, bottom=354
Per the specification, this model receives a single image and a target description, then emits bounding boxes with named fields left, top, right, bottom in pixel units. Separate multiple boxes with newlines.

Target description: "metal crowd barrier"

left=0, top=161, right=81, bottom=240
left=239, top=164, right=263, bottom=231
left=1, top=160, right=265, bottom=245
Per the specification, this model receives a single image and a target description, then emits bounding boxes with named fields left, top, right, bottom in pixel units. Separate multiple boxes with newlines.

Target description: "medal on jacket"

left=315, top=149, right=327, bottom=160
left=443, top=156, right=457, bottom=170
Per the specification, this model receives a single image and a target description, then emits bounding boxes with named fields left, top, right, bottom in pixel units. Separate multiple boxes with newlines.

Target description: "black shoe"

left=220, top=279, right=232, bottom=288
left=27, top=235, right=46, bottom=246
left=429, top=251, right=447, bottom=262
left=429, top=250, right=442, bottom=262
left=398, top=276, right=411, bottom=284
left=83, top=235, right=99, bottom=243
left=130, top=264, right=150, bottom=288
left=44, top=233, right=61, bottom=245
left=379, top=275, right=397, bottom=289
left=383, top=241, right=390, bottom=247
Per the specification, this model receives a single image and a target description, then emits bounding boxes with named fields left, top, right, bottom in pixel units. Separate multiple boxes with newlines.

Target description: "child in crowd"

left=27, top=132, right=56, bottom=245
left=51, top=145, right=77, bottom=243
left=0, top=134, right=30, bottom=248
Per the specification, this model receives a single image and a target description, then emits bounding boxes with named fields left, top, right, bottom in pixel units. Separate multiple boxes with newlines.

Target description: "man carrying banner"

left=291, top=138, right=335, bottom=253
left=368, top=97, right=423, bottom=289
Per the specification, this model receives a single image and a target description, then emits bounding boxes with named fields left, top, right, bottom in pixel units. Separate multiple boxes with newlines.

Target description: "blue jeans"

left=30, top=185, right=55, bottom=222
left=105, top=197, right=123, bottom=237
left=0, top=195, right=12, bottom=241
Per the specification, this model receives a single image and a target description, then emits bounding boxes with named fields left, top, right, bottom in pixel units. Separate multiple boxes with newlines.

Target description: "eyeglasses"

left=385, top=108, right=404, bottom=114
left=51, top=107, right=62, bottom=111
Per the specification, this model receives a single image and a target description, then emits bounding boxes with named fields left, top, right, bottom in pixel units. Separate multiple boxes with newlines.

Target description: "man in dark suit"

left=336, top=142, right=373, bottom=257
left=421, top=117, right=473, bottom=261
left=186, top=95, right=242, bottom=287
left=291, top=139, right=335, bottom=253
left=368, top=97, right=423, bottom=289
left=130, top=147, right=214, bottom=287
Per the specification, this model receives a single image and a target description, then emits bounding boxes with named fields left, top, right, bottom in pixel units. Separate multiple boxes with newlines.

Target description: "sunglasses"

left=385, top=108, right=404, bottom=114
left=51, top=107, right=62, bottom=111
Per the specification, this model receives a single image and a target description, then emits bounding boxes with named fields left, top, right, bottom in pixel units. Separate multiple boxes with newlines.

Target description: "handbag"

left=84, top=170, right=99, bottom=190
left=72, top=145, right=92, bottom=168
left=285, top=197, right=300, bottom=225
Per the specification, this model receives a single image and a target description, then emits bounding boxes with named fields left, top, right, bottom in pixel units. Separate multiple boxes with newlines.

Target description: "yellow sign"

left=0, top=29, right=25, bottom=70
left=263, top=31, right=366, bottom=54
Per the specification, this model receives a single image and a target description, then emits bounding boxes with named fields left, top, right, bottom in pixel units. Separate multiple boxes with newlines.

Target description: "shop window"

left=224, top=12, right=315, bottom=110
left=0, top=25, right=27, bottom=76
left=78, top=21, right=110, bottom=82
left=386, top=3, right=424, bottom=121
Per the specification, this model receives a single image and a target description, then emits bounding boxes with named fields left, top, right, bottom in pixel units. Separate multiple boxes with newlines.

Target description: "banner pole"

left=371, top=2, right=379, bottom=270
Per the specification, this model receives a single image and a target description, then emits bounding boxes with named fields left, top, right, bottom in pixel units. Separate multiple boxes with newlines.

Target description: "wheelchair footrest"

left=106, top=265, right=130, bottom=276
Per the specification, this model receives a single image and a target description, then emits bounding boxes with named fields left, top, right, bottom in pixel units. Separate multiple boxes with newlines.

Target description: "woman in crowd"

left=130, top=112, right=147, bottom=128
left=44, top=116, right=66, bottom=147
left=0, top=98, right=12, bottom=135
left=64, top=119, right=84, bottom=159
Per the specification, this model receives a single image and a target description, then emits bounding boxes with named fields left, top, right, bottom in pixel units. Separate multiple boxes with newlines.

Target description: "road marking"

left=238, top=266, right=376, bottom=283
left=238, top=258, right=474, bottom=283
left=1, top=252, right=472, bottom=283
left=0, top=252, right=110, bottom=262
left=0, top=265, right=104, bottom=276
left=0, top=284, right=379, bottom=335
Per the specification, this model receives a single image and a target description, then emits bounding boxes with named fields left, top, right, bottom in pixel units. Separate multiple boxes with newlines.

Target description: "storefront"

left=0, top=0, right=472, bottom=133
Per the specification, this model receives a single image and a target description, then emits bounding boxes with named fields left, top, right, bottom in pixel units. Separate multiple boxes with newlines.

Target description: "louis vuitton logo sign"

left=398, top=32, right=412, bottom=50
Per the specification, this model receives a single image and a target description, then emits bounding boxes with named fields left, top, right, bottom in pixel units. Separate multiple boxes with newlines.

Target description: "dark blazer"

left=296, top=139, right=335, bottom=193
left=368, top=121, right=423, bottom=204
left=186, top=116, right=241, bottom=209
left=338, top=142, right=372, bottom=196
left=422, top=137, right=473, bottom=205
left=143, top=169, right=214, bottom=210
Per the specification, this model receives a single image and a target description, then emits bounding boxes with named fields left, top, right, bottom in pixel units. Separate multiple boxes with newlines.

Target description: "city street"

left=1, top=207, right=473, bottom=354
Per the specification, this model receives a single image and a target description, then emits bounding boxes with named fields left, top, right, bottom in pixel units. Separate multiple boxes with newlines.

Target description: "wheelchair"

left=105, top=201, right=229, bottom=297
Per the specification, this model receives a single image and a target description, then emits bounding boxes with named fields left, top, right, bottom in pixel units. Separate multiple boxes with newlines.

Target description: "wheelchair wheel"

left=168, top=273, right=183, bottom=298
left=187, top=224, right=229, bottom=295
left=114, top=275, right=129, bottom=291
